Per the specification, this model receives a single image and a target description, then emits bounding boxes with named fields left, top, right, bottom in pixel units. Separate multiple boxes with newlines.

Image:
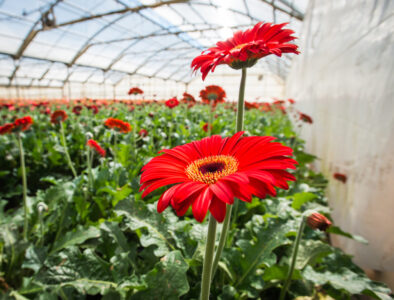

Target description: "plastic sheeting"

left=286, top=0, right=394, bottom=275
left=0, top=0, right=306, bottom=90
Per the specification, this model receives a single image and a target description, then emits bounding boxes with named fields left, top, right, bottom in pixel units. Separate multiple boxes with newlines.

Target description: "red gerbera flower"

left=333, top=173, right=347, bottom=183
left=104, top=118, right=131, bottom=133
left=165, top=97, right=179, bottom=109
left=51, top=110, right=68, bottom=124
left=140, top=132, right=297, bottom=223
left=0, top=123, right=14, bottom=135
left=191, top=22, right=299, bottom=80
left=139, top=129, right=148, bottom=137
left=182, top=92, right=196, bottom=103
left=245, top=101, right=259, bottom=110
left=288, top=98, right=295, bottom=104
left=202, top=123, right=213, bottom=133
left=88, top=105, right=99, bottom=114
left=260, top=102, right=272, bottom=112
left=273, top=100, right=286, bottom=106
left=200, top=85, right=226, bottom=106
left=307, top=212, right=332, bottom=231
left=299, top=112, right=313, bottom=124
left=87, top=139, right=106, bottom=157
left=72, top=105, right=83, bottom=115
left=13, top=116, right=33, bottom=132
left=128, top=87, right=144, bottom=95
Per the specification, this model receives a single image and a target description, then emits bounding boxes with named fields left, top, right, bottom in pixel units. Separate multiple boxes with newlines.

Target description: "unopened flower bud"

left=37, top=202, right=48, bottom=214
left=307, top=212, right=332, bottom=231
left=85, top=132, right=93, bottom=140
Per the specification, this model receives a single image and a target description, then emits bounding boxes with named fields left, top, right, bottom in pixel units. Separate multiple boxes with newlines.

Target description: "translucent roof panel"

left=0, top=0, right=307, bottom=87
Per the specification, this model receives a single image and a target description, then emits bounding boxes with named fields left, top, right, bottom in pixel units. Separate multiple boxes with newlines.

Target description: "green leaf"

left=295, top=240, right=333, bottom=269
left=235, top=218, right=295, bottom=287
left=303, top=266, right=391, bottom=300
left=97, top=184, right=132, bottom=207
left=262, top=265, right=301, bottom=281
left=115, top=199, right=177, bottom=257
left=22, top=246, right=47, bottom=273
left=291, top=192, right=317, bottom=210
left=51, top=226, right=101, bottom=254
left=327, top=226, right=368, bottom=244
left=134, top=250, right=189, bottom=300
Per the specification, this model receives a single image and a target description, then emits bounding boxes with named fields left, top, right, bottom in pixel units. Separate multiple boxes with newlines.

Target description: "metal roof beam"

left=53, top=0, right=189, bottom=28
left=13, top=0, right=189, bottom=60
left=0, top=52, right=188, bottom=85
left=259, top=0, right=304, bottom=21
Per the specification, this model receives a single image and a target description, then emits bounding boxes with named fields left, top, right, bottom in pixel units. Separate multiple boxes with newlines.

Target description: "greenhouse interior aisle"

left=0, top=0, right=393, bottom=299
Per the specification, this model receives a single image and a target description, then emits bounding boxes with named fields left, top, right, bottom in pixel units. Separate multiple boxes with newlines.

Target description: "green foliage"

left=0, top=102, right=391, bottom=299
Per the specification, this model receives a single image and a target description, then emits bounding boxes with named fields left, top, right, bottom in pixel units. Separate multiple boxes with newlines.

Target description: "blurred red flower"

left=72, top=105, right=83, bottom=115
left=191, top=22, right=299, bottom=80
left=104, top=118, right=131, bottom=133
left=140, top=132, right=297, bottom=223
left=87, top=139, right=106, bottom=157
left=200, top=85, right=226, bottom=106
left=88, top=105, right=99, bottom=114
left=51, top=110, right=68, bottom=124
left=307, top=213, right=332, bottom=231
left=14, top=116, right=33, bottom=132
left=299, top=112, right=313, bottom=124
left=288, top=98, right=295, bottom=104
left=202, top=123, right=213, bottom=133
left=245, top=101, right=259, bottom=109
left=128, top=87, right=144, bottom=95
left=333, top=173, right=347, bottom=183
left=139, top=129, right=148, bottom=137
left=182, top=92, right=196, bottom=103
left=165, top=97, right=179, bottom=109
left=0, top=123, right=14, bottom=135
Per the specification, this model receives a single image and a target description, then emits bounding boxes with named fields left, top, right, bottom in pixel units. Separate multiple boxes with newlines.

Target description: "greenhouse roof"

left=0, top=0, right=307, bottom=88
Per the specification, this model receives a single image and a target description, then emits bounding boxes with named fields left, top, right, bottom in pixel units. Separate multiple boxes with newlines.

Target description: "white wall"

left=286, top=0, right=394, bottom=276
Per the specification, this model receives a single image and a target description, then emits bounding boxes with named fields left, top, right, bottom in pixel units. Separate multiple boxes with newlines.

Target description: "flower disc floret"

left=186, top=155, right=238, bottom=184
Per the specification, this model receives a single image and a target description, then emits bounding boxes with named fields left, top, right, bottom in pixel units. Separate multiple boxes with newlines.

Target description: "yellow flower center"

left=232, top=43, right=250, bottom=51
left=185, top=155, right=238, bottom=184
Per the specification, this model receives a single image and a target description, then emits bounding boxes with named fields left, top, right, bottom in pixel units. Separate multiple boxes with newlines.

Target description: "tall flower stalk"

left=191, top=22, right=299, bottom=298
left=16, top=132, right=29, bottom=240
left=279, top=216, right=306, bottom=300
left=60, top=122, right=77, bottom=178
left=212, top=67, right=247, bottom=277
left=200, top=216, right=217, bottom=300
left=5, top=116, right=34, bottom=240
left=51, top=110, right=77, bottom=178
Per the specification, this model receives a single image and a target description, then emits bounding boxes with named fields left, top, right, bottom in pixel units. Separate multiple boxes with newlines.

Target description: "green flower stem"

left=208, top=100, right=214, bottom=136
left=86, top=146, right=93, bottom=192
left=53, top=202, right=68, bottom=251
left=113, top=133, right=119, bottom=186
left=200, top=216, right=217, bottom=300
left=168, top=123, right=172, bottom=147
left=279, top=216, right=306, bottom=300
left=17, top=133, right=28, bottom=240
left=60, top=122, right=77, bottom=178
left=211, top=67, right=247, bottom=278
left=132, top=122, right=137, bottom=158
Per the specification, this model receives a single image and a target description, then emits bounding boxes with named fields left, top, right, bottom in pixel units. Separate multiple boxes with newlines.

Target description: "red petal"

left=192, top=187, right=212, bottom=223
left=209, top=197, right=227, bottom=222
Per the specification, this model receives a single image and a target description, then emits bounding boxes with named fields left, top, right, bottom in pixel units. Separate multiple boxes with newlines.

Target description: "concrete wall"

left=286, top=0, right=394, bottom=287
